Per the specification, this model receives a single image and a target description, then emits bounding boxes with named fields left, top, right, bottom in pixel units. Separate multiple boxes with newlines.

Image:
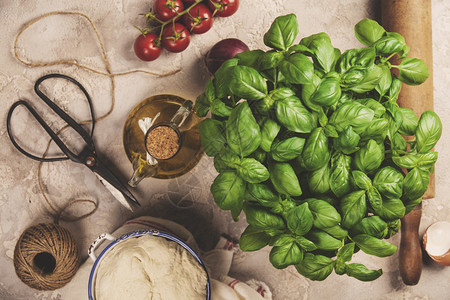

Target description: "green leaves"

left=354, top=18, right=386, bottom=46
left=268, top=161, right=302, bottom=196
left=352, top=234, right=397, bottom=257
left=279, top=53, right=314, bottom=84
left=211, top=171, right=246, bottom=220
left=275, top=96, right=316, bottom=133
left=264, top=14, right=299, bottom=51
left=415, top=110, right=442, bottom=153
left=286, top=203, right=314, bottom=235
left=229, top=66, right=268, bottom=100
left=394, top=57, right=430, bottom=85
left=295, top=253, right=335, bottom=281
left=226, top=101, right=261, bottom=157
left=199, top=119, right=226, bottom=156
left=202, top=13, right=441, bottom=284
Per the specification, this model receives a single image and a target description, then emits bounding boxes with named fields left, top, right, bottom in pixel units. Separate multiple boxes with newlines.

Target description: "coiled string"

left=13, top=11, right=180, bottom=222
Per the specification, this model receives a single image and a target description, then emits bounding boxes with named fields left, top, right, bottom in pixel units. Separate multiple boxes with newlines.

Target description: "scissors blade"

left=82, top=152, right=140, bottom=210
left=94, top=173, right=134, bottom=211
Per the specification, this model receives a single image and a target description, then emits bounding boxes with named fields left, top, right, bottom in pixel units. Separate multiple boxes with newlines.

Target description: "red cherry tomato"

left=162, top=23, right=191, bottom=53
left=181, top=4, right=214, bottom=34
left=153, top=0, right=184, bottom=22
left=182, top=0, right=197, bottom=5
left=134, top=33, right=162, bottom=61
left=207, top=0, right=239, bottom=17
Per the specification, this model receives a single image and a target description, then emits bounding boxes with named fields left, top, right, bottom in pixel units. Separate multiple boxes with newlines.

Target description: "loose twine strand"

left=14, top=11, right=180, bottom=223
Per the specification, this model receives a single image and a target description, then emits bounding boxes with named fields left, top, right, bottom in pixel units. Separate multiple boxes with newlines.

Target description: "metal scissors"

left=6, top=73, right=139, bottom=211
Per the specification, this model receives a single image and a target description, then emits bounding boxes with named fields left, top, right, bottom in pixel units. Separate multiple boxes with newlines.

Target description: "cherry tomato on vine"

left=153, top=0, right=184, bottom=22
left=134, top=33, right=162, bottom=61
left=207, top=0, right=239, bottom=17
left=162, top=23, right=191, bottom=52
left=181, top=4, right=214, bottom=34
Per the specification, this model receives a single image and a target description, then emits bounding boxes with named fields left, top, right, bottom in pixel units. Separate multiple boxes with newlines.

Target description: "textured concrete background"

left=1, top=0, right=449, bottom=299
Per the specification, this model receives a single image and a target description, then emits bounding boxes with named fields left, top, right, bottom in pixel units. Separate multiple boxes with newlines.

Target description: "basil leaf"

left=322, top=225, right=348, bottom=240
left=211, top=171, right=245, bottom=220
left=346, top=263, right=383, bottom=281
left=337, top=242, right=355, bottom=263
left=395, top=57, right=430, bottom=85
left=295, top=253, right=335, bottom=281
left=340, top=190, right=367, bottom=229
left=275, top=96, right=316, bottom=133
left=387, top=75, right=402, bottom=101
left=271, top=137, right=305, bottom=162
left=403, top=167, right=430, bottom=201
left=260, top=118, right=281, bottom=152
left=310, top=72, right=342, bottom=106
left=372, top=32, right=405, bottom=56
left=354, top=139, right=384, bottom=173
left=214, top=58, right=239, bottom=98
left=229, top=65, right=268, bottom=100
left=270, top=242, right=303, bottom=269
left=355, top=98, right=386, bottom=118
left=291, top=237, right=315, bottom=252
left=194, top=93, right=210, bottom=117
left=244, top=204, right=285, bottom=230
left=226, top=101, right=261, bottom=157
left=373, top=166, right=404, bottom=199
left=352, top=234, right=397, bottom=257
left=398, top=107, right=419, bottom=136
left=351, top=216, right=388, bottom=239
left=279, top=53, right=314, bottom=84
left=367, top=187, right=382, bottom=212
left=286, top=203, right=314, bottom=236
left=300, top=32, right=337, bottom=73
left=245, top=183, right=279, bottom=208
left=268, top=161, right=302, bottom=196
left=239, top=225, right=271, bottom=251
left=236, top=158, right=270, bottom=183
left=210, top=99, right=232, bottom=117
left=352, top=170, right=372, bottom=190
left=359, top=118, right=389, bottom=144
left=375, top=64, right=392, bottom=96
left=307, top=163, right=331, bottom=195
left=354, top=18, right=386, bottom=46
left=259, top=50, right=285, bottom=70
left=330, top=152, right=352, bottom=198
left=334, top=126, right=360, bottom=155
left=415, top=110, right=442, bottom=153
left=337, top=47, right=376, bottom=73
left=375, top=198, right=405, bottom=221
left=263, top=14, right=298, bottom=51
left=198, top=119, right=226, bottom=156
left=349, top=64, right=383, bottom=93
left=306, top=198, right=341, bottom=229
left=306, top=230, right=343, bottom=251
left=329, top=101, right=375, bottom=134
left=302, top=127, right=330, bottom=171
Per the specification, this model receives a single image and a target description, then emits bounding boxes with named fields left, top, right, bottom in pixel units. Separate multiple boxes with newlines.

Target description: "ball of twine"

left=13, top=223, right=80, bottom=290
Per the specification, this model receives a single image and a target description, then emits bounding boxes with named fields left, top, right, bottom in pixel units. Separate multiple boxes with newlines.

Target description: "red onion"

left=205, top=38, right=249, bottom=74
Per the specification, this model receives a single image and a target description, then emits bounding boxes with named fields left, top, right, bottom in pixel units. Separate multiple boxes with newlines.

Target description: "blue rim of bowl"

left=88, top=229, right=211, bottom=300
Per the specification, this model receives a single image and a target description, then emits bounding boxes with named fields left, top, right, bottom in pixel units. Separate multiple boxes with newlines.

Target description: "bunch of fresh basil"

left=195, top=14, right=442, bottom=281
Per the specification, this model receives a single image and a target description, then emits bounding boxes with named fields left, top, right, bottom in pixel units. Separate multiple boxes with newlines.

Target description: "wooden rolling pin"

left=381, top=0, right=434, bottom=286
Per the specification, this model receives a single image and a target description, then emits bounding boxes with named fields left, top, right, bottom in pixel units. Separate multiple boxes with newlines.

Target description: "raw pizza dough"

left=94, top=235, right=207, bottom=300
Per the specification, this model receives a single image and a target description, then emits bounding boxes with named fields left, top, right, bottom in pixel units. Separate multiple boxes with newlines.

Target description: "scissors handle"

left=7, top=74, right=96, bottom=163
left=34, top=73, right=95, bottom=143
left=7, top=100, right=72, bottom=162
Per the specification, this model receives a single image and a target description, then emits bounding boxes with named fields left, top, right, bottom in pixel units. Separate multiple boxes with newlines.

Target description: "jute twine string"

left=13, top=223, right=81, bottom=290
left=14, top=11, right=180, bottom=222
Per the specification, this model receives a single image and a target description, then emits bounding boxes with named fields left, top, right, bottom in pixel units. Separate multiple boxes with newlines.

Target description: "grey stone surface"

left=1, top=0, right=449, bottom=299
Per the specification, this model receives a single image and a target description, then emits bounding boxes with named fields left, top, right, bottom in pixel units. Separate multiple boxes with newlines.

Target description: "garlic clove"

left=423, top=221, right=450, bottom=266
